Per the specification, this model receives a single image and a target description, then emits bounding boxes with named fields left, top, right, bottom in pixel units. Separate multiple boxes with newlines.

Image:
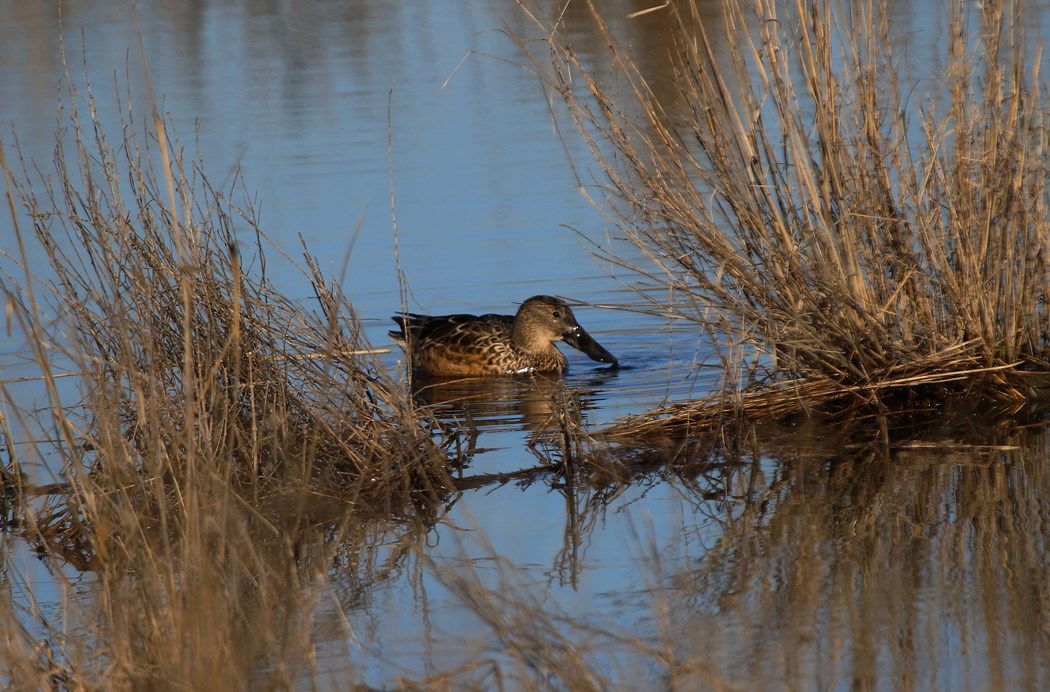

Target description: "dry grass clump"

left=524, top=0, right=1050, bottom=432
left=0, top=66, right=453, bottom=687
left=4, top=80, right=452, bottom=499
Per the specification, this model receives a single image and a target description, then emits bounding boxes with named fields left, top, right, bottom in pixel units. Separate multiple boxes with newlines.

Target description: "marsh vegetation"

left=531, top=0, right=1050, bottom=433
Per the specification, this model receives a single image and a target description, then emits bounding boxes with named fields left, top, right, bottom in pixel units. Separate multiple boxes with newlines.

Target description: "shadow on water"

left=405, top=367, right=621, bottom=470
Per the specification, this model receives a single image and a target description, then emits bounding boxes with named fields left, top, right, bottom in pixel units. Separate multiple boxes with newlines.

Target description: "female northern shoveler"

left=389, top=295, right=618, bottom=377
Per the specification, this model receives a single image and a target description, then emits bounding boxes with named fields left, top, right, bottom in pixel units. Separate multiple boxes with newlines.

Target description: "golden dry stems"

left=522, top=0, right=1050, bottom=436
left=0, top=48, right=635, bottom=687
left=602, top=346, right=1028, bottom=441
left=0, top=57, right=456, bottom=686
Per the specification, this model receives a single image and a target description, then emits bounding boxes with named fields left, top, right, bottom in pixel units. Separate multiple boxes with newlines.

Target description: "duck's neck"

left=511, top=321, right=553, bottom=354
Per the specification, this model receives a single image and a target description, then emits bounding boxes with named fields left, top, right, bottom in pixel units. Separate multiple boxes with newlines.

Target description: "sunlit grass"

left=0, top=53, right=458, bottom=686
left=0, top=44, right=641, bottom=690
left=524, top=0, right=1050, bottom=434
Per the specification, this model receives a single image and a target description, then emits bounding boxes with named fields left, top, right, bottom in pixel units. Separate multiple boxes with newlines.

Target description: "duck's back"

left=390, top=312, right=564, bottom=376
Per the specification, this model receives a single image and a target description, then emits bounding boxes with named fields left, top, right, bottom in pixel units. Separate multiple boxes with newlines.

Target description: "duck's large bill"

left=563, top=326, right=619, bottom=367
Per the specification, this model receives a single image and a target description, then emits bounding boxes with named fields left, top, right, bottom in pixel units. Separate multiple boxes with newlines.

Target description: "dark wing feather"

left=389, top=312, right=513, bottom=344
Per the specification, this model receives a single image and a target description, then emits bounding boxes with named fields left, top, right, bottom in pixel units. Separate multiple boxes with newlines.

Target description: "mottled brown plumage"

left=389, top=295, right=617, bottom=377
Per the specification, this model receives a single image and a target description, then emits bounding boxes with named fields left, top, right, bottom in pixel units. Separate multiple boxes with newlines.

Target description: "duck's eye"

left=552, top=310, right=561, bottom=318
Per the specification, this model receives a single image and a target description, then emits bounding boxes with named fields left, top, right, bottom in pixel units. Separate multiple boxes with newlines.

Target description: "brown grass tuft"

left=0, top=56, right=454, bottom=687
left=520, top=0, right=1050, bottom=434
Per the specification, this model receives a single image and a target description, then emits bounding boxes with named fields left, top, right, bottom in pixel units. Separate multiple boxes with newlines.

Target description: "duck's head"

left=514, top=295, right=618, bottom=367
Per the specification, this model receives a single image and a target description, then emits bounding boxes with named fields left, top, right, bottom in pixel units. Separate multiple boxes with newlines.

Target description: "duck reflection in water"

left=408, top=371, right=615, bottom=433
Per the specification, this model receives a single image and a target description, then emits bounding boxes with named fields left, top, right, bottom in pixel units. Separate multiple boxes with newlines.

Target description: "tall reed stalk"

left=528, top=0, right=1050, bottom=411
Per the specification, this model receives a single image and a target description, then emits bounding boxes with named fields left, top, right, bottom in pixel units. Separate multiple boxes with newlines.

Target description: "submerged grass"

left=522, top=0, right=1050, bottom=435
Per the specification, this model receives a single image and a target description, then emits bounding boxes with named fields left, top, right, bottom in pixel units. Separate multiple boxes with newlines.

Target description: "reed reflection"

left=641, top=411, right=1050, bottom=689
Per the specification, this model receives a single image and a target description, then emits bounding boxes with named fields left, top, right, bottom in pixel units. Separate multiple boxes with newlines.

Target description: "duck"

left=389, top=295, right=618, bottom=377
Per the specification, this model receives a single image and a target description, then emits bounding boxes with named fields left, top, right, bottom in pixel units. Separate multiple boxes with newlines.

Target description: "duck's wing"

left=389, top=312, right=513, bottom=345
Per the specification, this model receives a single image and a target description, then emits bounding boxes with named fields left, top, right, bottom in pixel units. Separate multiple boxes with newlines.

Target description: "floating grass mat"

left=599, top=349, right=1033, bottom=443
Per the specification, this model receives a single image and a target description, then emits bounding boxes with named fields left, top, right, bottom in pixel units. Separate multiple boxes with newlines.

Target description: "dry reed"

left=522, top=0, right=1050, bottom=436
left=0, top=56, right=454, bottom=687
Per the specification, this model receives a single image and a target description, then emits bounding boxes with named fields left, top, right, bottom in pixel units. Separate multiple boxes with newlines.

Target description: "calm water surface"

left=3, top=1, right=1050, bottom=688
